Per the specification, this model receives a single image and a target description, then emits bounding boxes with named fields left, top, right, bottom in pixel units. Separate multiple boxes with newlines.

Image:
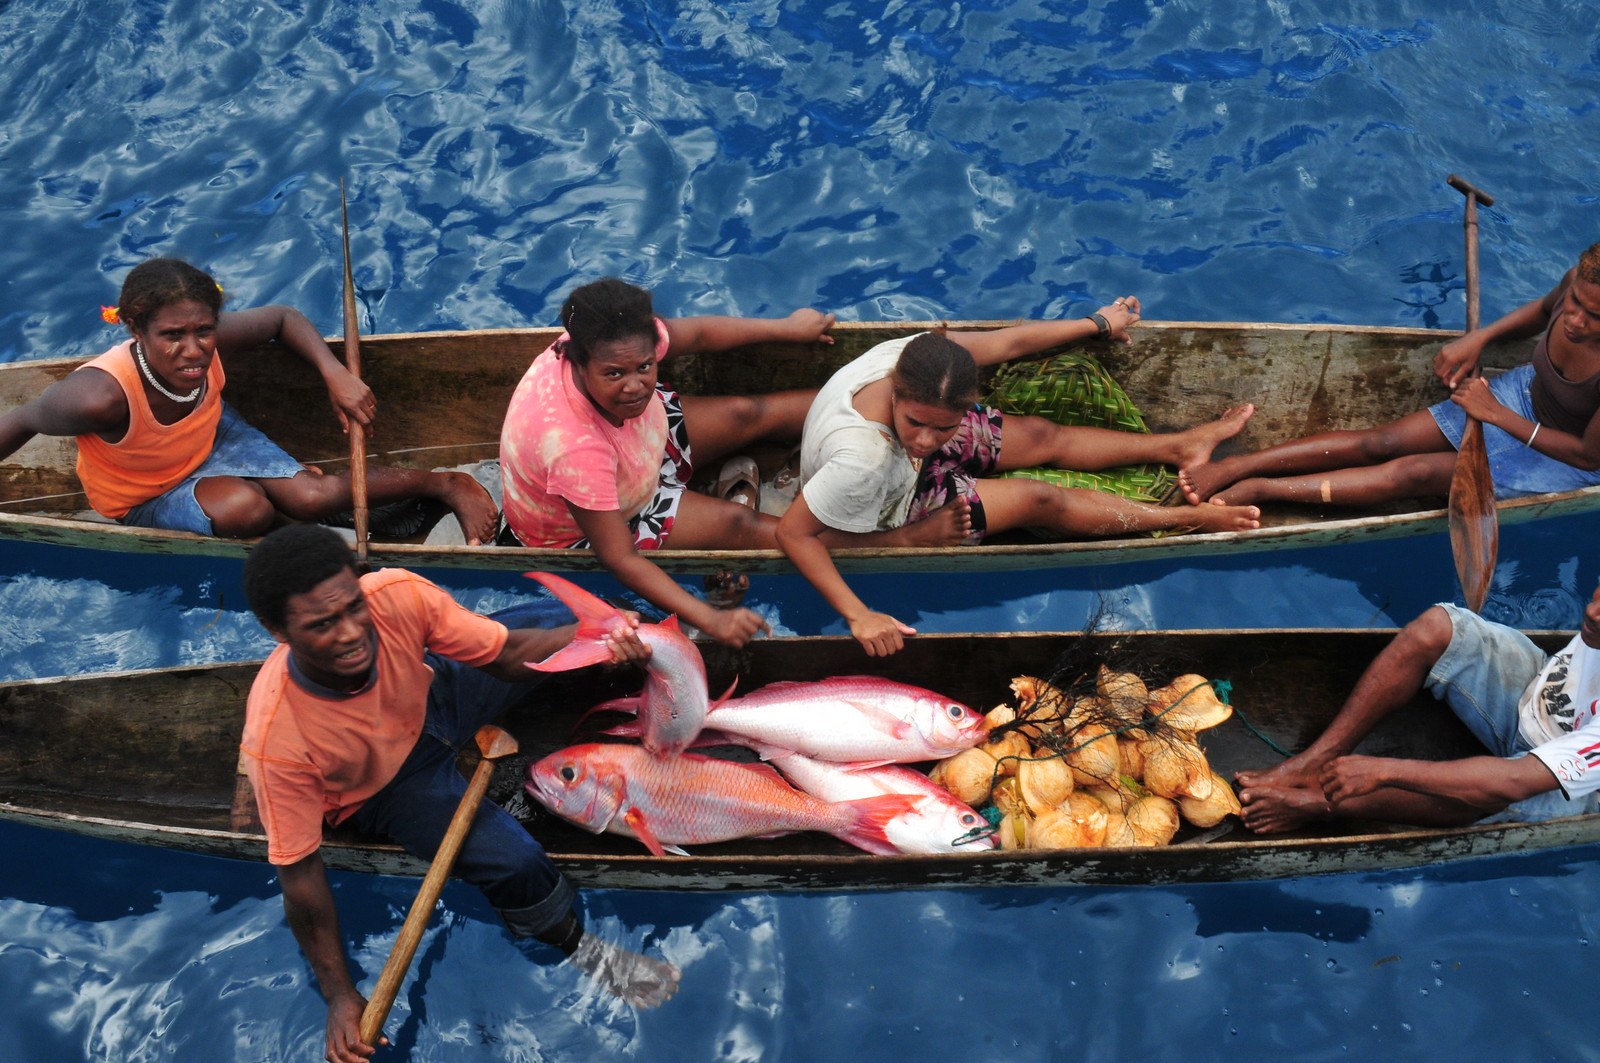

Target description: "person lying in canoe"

left=498, top=276, right=939, bottom=647
left=240, top=525, right=678, bottom=1061
left=1178, top=240, right=1600, bottom=508
left=1236, top=586, right=1600, bottom=833
left=774, top=302, right=1263, bottom=657
left=0, top=257, right=499, bottom=542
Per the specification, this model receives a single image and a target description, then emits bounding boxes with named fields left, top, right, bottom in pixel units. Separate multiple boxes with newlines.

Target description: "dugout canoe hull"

left=1, top=629, right=1592, bottom=890
left=0, top=320, right=1588, bottom=577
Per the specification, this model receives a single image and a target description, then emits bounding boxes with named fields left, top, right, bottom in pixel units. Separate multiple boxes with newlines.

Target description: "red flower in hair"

left=101, top=305, right=121, bottom=324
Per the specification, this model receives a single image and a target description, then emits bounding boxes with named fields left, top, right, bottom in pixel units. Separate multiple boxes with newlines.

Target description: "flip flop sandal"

left=712, top=454, right=761, bottom=510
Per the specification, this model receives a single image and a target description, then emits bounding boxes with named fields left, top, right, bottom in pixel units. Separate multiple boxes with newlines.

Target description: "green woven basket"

left=983, top=349, right=1177, bottom=504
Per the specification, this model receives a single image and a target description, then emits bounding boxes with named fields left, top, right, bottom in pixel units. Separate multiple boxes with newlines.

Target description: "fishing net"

left=983, top=349, right=1177, bottom=504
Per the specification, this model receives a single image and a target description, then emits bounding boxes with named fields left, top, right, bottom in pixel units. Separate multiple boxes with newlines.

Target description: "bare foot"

left=1183, top=501, right=1260, bottom=532
left=1211, top=478, right=1275, bottom=508
left=1177, top=458, right=1248, bottom=505
left=437, top=472, right=499, bottom=545
left=1238, top=783, right=1332, bottom=834
left=894, top=499, right=974, bottom=547
left=1235, top=754, right=1324, bottom=792
left=1169, top=404, right=1255, bottom=470
left=570, top=934, right=681, bottom=1008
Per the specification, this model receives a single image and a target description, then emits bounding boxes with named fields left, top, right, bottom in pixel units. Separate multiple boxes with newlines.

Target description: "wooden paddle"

left=359, top=724, right=520, bottom=1047
left=1445, top=173, right=1498, bottom=614
left=339, top=179, right=370, bottom=565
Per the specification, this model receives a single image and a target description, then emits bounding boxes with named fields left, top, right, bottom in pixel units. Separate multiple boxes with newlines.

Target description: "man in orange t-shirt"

left=241, top=525, right=678, bottom=1062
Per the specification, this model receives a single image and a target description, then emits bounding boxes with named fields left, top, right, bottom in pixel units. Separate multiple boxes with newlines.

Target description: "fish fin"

left=622, top=807, right=667, bottom=857
left=572, top=696, right=641, bottom=734
left=710, top=676, right=739, bottom=712
left=599, top=721, right=644, bottom=739
left=523, top=573, right=627, bottom=672
left=659, top=614, right=682, bottom=632
left=841, top=700, right=913, bottom=739
left=840, top=794, right=923, bottom=855
left=664, top=844, right=691, bottom=857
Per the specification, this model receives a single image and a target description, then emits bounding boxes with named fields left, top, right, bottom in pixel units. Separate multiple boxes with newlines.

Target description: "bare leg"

left=973, top=477, right=1261, bottom=537
left=1239, top=781, right=1483, bottom=834
left=666, top=492, right=972, bottom=550
left=1179, top=408, right=1451, bottom=504
left=1235, top=606, right=1453, bottom=793
left=253, top=467, right=500, bottom=544
left=995, top=404, right=1256, bottom=473
left=1214, top=451, right=1457, bottom=508
left=680, top=391, right=819, bottom=466
left=193, top=476, right=281, bottom=537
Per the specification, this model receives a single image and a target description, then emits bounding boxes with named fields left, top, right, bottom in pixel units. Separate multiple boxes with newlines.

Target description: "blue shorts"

left=1429, top=364, right=1600, bottom=498
left=1428, top=603, right=1600, bottom=821
left=118, top=403, right=304, bottom=535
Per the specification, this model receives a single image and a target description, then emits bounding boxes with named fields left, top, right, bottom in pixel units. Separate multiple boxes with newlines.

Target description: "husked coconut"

left=1147, top=674, right=1233, bottom=731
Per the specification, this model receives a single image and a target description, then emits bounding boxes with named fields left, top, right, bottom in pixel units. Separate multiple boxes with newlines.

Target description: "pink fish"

left=525, top=742, right=919, bottom=856
left=524, top=572, right=730, bottom=757
left=584, top=676, right=989, bottom=764
left=743, top=741, right=997, bottom=853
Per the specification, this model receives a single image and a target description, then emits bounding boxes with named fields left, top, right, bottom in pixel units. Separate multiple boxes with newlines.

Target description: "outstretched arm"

left=662, top=308, right=835, bottom=357
left=775, top=491, right=914, bottom=657
left=479, top=613, right=652, bottom=679
left=278, top=851, right=381, bottom=1062
left=1321, top=751, right=1558, bottom=815
left=216, top=306, right=374, bottom=433
left=0, top=368, right=128, bottom=464
left=954, top=297, right=1141, bottom=367
left=1434, top=267, right=1575, bottom=389
left=567, top=502, right=771, bottom=648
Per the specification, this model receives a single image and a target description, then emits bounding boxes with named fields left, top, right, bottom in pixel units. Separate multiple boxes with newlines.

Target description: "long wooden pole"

left=340, top=180, right=370, bottom=565
left=358, top=725, right=519, bottom=1047
left=1444, top=173, right=1498, bottom=613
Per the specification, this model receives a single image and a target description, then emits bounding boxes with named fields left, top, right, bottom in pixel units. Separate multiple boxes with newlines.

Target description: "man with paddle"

left=240, top=525, right=678, bottom=1062
left=1235, top=588, right=1600, bottom=834
left=1177, top=240, right=1600, bottom=517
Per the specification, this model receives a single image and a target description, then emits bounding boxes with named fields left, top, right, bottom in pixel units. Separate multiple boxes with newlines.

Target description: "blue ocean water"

left=2, top=1, right=1599, bottom=1059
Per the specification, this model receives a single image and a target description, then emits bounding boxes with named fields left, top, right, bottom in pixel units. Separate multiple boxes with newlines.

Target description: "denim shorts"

left=118, top=402, right=304, bottom=535
left=1429, top=602, right=1600, bottom=821
left=1429, top=364, right=1600, bottom=498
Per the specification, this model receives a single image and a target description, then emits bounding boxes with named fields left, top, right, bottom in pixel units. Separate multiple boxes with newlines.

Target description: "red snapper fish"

left=524, top=571, right=728, bottom=757
left=746, top=741, right=997, bottom=854
left=525, top=742, right=920, bottom=856
left=588, top=676, right=989, bottom=764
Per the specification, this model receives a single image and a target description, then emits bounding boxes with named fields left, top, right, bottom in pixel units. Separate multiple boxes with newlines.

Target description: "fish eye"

left=946, top=704, right=964, bottom=719
left=559, top=765, right=577, bottom=782
left=960, top=813, right=980, bottom=826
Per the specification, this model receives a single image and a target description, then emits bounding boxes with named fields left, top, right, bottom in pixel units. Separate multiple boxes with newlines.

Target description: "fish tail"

left=523, top=572, right=624, bottom=672
left=837, top=794, right=923, bottom=856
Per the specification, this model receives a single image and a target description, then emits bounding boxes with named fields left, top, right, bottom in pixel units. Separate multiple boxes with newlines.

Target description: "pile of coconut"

left=929, top=667, right=1241, bottom=849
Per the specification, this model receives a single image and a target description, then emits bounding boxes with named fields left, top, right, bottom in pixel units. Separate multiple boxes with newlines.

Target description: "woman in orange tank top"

left=0, top=258, right=498, bottom=541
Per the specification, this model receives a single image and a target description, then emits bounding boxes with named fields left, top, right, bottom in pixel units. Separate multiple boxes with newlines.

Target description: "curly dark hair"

left=891, top=331, right=980, bottom=411
left=115, top=258, right=225, bottom=333
left=557, top=277, right=657, bottom=366
left=1576, top=241, right=1600, bottom=287
left=243, top=524, right=359, bottom=630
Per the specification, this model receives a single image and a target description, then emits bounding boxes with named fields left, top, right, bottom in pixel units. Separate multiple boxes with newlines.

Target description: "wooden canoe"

left=3, top=629, right=1593, bottom=889
left=0, top=320, right=1593, bottom=577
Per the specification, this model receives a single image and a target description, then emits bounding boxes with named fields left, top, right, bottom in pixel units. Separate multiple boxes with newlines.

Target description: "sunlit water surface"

left=2, top=1, right=1598, bottom=1059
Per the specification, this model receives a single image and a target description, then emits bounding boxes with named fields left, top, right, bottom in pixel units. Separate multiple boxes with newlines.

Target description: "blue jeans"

left=345, top=601, right=575, bottom=937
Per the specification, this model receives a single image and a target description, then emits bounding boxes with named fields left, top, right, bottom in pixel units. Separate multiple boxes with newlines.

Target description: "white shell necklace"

left=133, top=341, right=203, bottom=404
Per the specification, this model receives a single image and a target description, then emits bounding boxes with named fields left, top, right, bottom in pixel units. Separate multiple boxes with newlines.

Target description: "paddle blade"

left=1447, top=417, right=1499, bottom=613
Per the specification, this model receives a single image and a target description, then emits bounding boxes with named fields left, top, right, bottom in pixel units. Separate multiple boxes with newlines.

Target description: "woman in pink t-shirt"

left=501, top=277, right=836, bottom=647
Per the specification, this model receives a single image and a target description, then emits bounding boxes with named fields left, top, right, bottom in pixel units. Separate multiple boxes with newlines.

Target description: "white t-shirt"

left=798, top=335, right=921, bottom=533
left=1518, top=634, right=1600, bottom=799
